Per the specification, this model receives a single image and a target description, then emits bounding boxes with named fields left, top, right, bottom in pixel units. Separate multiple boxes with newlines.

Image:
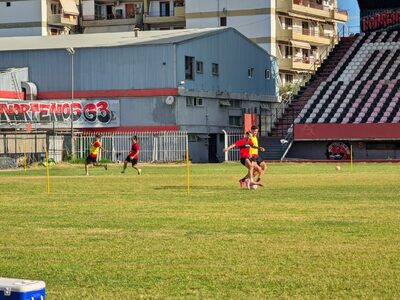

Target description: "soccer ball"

left=336, top=165, right=341, bottom=171
left=251, top=184, right=258, bottom=190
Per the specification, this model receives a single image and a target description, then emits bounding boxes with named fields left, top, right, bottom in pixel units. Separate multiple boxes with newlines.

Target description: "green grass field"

left=0, top=163, right=399, bottom=299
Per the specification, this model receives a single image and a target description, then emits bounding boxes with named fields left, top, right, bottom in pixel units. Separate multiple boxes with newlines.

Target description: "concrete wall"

left=287, top=141, right=400, bottom=160
left=0, top=0, right=46, bottom=37
left=186, top=0, right=275, bottom=55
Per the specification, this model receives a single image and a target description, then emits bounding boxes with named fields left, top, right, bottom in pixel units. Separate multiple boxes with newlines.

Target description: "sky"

left=338, top=0, right=360, bottom=33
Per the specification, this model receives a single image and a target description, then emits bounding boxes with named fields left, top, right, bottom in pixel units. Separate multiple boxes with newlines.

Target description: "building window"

left=229, top=116, right=242, bottom=127
left=212, top=63, right=219, bottom=76
left=116, top=9, right=123, bottom=19
left=50, top=28, right=59, bottom=35
left=185, top=56, right=194, bottom=80
left=6, top=2, right=11, bottom=7
left=194, top=98, right=203, bottom=107
left=285, top=18, right=293, bottom=29
left=196, top=61, right=203, bottom=74
left=51, top=3, right=61, bottom=14
left=186, top=97, right=203, bottom=107
left=285, top=45, right=293, bottom=58
left=248, top=68, right=254, bottom=79
left=265, top=69, right=270, bottom=79
left=220, top=17, right=227, bottom=26
left=229, top=100, right=241, bottom=108
left=160, top=1, right=171, bottom=16
left=285, top=74, right=294, bottom=83
left=186, top=97, right=193, bottom=106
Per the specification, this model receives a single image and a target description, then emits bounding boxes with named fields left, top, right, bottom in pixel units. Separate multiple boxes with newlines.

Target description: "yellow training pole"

left=45, top=151, right=50, bottom=195
left=23, top=142, right=27, bottom=173
left=186, top=148, right=190, bottom=194
left=350, top=145, right=353, bottom=172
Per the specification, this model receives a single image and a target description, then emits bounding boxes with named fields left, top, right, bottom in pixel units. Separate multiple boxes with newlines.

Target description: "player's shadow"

left=153, top=186, right=226, bottom=190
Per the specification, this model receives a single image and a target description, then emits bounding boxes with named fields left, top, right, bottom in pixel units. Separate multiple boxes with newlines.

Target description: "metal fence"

left=74, top=131, right=188, bottom=163
left=0, top=131, right=188, bottom=168
left=223, top=130, right=244, bottom=161
left=0, top=133, right=48, bottom=166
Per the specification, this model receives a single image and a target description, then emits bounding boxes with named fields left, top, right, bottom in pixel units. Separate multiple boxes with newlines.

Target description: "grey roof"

left=0, top=28, right=228, bottom=52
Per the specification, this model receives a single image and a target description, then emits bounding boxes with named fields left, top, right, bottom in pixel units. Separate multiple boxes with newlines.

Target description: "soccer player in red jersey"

left=85, top=134, right=108, bottom=176
left=223, top=131, right=262, bottom=189
left=121, top=135, right=142, bottom=175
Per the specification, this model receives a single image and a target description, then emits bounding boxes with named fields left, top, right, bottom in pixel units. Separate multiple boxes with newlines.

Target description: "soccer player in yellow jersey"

left=84, top=134, right=108, bottom=176
left=250, top=125, right=267, bottom=182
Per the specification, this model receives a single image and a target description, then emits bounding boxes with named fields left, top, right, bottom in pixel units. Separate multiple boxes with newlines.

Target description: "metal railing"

left=0, top=131, right=188, bottom=167
left=74, top=131, right=188, bottom=163
left=292, top=27, right=332, bottom=38
left=293, top=0, right=331, bottom=11
left=95, top=13, right=137, bottom=20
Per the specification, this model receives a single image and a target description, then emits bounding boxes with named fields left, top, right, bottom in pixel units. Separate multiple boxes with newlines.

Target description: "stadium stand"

left=271, top=30, right=400, bottom=139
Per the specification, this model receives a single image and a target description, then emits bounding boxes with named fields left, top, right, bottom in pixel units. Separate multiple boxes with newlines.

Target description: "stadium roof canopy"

left=0, top=28, right=227, bottom=52
left=357, top=0, right=400, bottom=10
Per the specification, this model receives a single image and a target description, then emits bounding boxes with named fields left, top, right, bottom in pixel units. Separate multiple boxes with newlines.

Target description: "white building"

left=186, top=0, right=348, bottom=85
left=0, top=0, right=79, bottom=37
left=186, top=0, right=276, bottom=55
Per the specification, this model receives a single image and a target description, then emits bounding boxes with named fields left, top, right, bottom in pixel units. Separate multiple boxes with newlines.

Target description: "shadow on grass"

left=153, top=186, right=228, bottom=190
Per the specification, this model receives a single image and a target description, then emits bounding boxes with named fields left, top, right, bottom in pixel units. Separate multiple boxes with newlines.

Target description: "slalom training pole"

left=350, top=145, right=353, bottom=172
left=45, top=150, right=50, bottom=195
left=23, top=142, right=27, bottom=173
left=186, top=148, right=190, bottom=194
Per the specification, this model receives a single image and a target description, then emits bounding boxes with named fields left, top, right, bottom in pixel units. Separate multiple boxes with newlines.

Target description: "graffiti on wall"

left=361, top=8, right=400, bottom=32
left=326, top=142, right=351, bottom=160
left=0, top=100, right=120, bottom=128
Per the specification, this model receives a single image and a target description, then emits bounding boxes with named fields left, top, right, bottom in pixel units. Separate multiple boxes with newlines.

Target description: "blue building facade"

left=0, top=28, right=278, bottom=162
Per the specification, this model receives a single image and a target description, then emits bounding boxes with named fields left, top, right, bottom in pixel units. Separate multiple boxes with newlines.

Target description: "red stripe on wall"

left=82, top=126, right=180, bottom=133
left=0, top=91, right=24, bottom=99
left=37, top=88, right=179, bottom=99
left=294, top=123, right=400, bottom=140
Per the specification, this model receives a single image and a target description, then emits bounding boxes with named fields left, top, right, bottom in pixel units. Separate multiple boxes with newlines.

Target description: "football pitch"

left=0, top=163, right=399, bottom=299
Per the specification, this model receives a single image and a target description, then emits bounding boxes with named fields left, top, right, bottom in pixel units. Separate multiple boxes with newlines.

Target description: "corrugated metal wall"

left=120, top=97, right=176, bottom=125
left=176, top=29, right=278, bottom=96
left=0, top=45, right=176, bottom=92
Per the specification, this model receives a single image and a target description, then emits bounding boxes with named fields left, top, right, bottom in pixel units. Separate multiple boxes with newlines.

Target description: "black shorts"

left=125, top=155, right=138, bottom=166
left=251, top=156, right=264, bottom=166
left=86, top=156, right=97, bottom=164
left=240, top=158, right=249, bottom=166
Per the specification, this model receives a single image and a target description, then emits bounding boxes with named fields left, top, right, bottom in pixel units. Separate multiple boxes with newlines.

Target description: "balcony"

left=277, top=0, right=347, bottom=22
left=277, top=26, right=332, bottom=45
left=144, top=6, right=185, bottom=24
left=279, top=56, right=320, bottom=72
left=292, top=0, right=330, bottom=18
left=332, top=8, right=348, bottom=22
left=48, top=14, right=78, bottom=26
left=82, top=14, right=142, bottom=27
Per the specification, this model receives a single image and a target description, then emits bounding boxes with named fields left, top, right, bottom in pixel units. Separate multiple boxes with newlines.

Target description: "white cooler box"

left=0, top=278, right=45, bottom=300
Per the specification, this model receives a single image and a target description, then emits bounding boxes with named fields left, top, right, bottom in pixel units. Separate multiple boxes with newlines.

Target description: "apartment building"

left=1, top=0, right=347, bottom=84
left=276, top=0, right=348, bottom=85
left=185, top=0, right=348, bottom=85
left=0, top=0, right=79, bottom=37
left=81, top=0, right=185, bottom=32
